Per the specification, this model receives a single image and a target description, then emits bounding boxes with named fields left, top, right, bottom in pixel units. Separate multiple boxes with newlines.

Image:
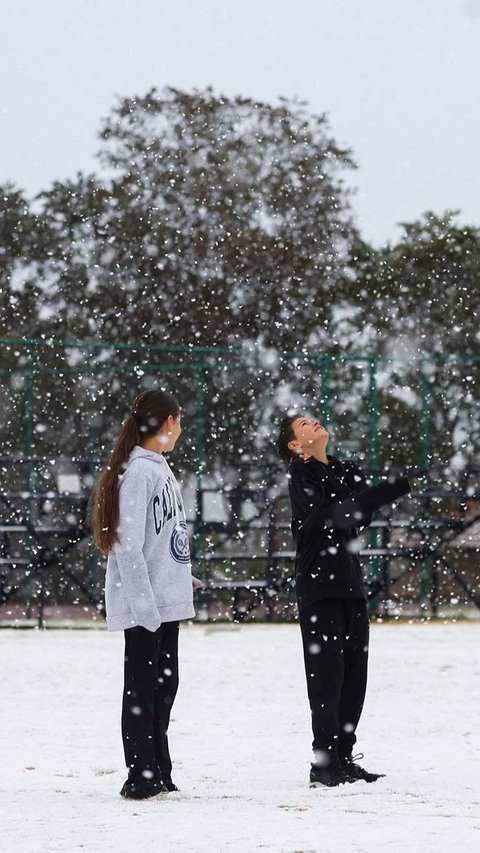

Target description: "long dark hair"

left=92, top=389, right=180, bottom=554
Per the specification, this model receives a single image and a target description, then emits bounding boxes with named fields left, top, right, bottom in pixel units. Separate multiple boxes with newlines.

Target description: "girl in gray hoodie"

left=93, top=389, right=200, bottom=799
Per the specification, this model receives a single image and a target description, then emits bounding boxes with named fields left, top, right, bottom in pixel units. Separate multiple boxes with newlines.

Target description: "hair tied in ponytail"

left=92, top=389, right=180, bottom=554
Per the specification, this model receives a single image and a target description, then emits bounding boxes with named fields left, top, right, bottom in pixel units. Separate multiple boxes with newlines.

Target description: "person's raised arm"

left=330, top=477, right=411, bottom=530
left=291, top=465, right=410, bottom=541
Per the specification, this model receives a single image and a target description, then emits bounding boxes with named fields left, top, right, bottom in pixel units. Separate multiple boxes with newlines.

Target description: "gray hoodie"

left=105, top=446, right=196, bottom=631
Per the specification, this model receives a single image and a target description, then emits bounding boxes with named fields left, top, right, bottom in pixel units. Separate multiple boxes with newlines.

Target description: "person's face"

left=156, top=413, right=182, bottom=452
left=287, top=416, right=329, bottom=458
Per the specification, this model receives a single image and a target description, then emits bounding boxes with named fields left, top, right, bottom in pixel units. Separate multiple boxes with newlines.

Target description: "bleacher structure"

left=0, top=338, right=479, bottom=626
left=1, top=456, right=479, bottom=627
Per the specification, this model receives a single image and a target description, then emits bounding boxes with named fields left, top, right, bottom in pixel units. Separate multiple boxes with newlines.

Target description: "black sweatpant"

left=122, top=621, right=179, bottom=783
left=299, top=598, right=369, bottom=765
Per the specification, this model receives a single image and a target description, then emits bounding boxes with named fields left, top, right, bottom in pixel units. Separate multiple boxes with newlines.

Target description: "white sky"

left=1, top=0, right=479, bottom=245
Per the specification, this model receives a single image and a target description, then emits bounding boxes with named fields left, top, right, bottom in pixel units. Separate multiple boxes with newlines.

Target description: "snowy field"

left=1, top=622, right=479, bottom=853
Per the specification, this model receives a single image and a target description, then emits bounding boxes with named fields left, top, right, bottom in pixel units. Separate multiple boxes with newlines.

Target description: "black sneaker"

left=309, top=761, right=354, bottom=788
left=161, top=776, right=179, bottom=792
left=156, top=762, right=180, bottom=792
left=341, top=753, right=385, bottom=783
left=120, top=774, right=167, bottom=800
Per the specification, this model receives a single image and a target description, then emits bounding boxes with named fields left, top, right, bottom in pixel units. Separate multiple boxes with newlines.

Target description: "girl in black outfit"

left=278, top=414, right=410, bottom=788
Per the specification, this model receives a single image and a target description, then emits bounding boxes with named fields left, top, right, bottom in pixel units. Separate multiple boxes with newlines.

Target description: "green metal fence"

left=1, top=337, right=479, bottom=542
left=1, top=337, right=479, bottom=623
left=2, top=336, right=479, bottom=470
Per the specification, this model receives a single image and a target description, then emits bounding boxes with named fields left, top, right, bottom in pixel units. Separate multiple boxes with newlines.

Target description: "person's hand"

left=192, top=576, right=204, bottom=592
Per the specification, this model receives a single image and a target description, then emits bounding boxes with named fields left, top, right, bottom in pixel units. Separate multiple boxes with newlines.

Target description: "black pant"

left=299, top=598, right=369, bottom=765
left=122, top=621, right=179, bottom=783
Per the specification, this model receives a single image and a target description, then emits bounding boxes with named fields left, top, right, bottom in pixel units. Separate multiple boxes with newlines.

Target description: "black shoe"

left=156, top=763, right=180, bottom=792
left=309, top=761, right=353, bottom=788
left=120, top=773, right=167, bottom=800
left=341, top=753, right=385, bottom=783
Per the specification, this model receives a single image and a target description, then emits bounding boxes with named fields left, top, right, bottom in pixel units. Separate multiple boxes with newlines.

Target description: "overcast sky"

left=1, top=0, right=479, bottom=245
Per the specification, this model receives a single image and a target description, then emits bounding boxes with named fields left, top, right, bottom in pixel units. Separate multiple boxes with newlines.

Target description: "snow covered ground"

left=1, top=622, right=479, bottom=853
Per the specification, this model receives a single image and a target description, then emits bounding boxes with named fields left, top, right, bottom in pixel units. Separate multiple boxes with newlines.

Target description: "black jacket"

left=288, top=454, right=371, bottom=610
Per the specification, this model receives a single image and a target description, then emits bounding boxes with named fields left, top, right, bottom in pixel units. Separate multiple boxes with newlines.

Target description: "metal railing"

left=1, top=338, right=479, bottom=624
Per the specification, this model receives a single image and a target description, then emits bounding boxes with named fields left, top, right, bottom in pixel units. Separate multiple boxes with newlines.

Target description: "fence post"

left=420, top=360, right=432, bottom=472
left=420, top=360, right=432, bottom=611
left=194, top=354, right=206, bottom=486
left=368, top=358, right=379, bottom=471
left=367, top=359, right=380, bottom=613
left=192, top=354, right=206, bottom=566
left=320, top=354, right=331, bottom=427
left=23, top=349, right=34, bottom=619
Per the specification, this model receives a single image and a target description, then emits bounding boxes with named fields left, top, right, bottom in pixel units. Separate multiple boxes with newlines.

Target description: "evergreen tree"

left=49, top=86, right=356, bottom=351
left=335, top=212, right=480, bottom=468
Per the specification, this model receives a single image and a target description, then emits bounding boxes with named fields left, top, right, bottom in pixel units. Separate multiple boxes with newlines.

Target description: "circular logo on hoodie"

left=170, top=521, right=190, bottom=563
